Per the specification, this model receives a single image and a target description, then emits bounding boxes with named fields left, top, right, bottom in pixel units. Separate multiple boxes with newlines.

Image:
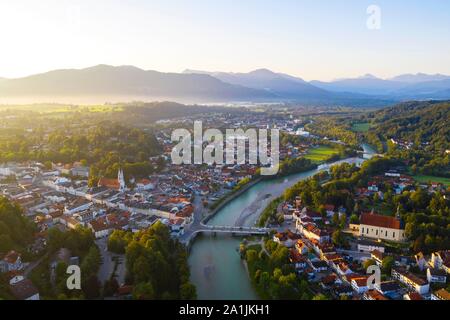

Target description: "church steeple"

left=118, top=168, right=126, bottom=192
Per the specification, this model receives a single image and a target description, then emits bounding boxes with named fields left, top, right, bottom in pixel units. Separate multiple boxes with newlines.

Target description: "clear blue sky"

left=0, top=0, right=449, bottom=80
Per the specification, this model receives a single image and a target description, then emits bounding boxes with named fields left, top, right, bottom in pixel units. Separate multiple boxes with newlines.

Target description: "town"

left=0, top=103, right=448, bottom=301
left=0, top=109, right=346, bottom=300
left=240, top=157, right=449, bottom=300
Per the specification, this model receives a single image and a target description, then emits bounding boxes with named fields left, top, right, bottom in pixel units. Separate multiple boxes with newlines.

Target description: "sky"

left=0, top=0, right=449, bottom=81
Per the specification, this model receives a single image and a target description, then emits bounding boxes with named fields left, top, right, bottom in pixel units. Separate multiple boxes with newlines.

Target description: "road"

left=96, top=237, right=126, bottom=286
left=24, top=253, right=48, bottom=277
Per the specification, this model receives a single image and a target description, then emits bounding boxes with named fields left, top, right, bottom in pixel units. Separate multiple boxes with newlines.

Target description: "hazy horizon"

left=1, top=64, right=449, bottom=82
left=1, top=0, right=450, bottom=81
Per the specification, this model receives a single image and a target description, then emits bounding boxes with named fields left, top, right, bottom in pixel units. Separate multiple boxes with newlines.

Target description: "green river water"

left=188, top=144, right=376, bottom=300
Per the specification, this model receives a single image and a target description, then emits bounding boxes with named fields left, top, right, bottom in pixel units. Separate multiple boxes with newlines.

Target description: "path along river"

left=188, top=144, right=377, bottom=300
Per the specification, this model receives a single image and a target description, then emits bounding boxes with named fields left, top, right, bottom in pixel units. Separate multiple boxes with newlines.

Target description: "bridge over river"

left=180, top=222, right=270, bottom=247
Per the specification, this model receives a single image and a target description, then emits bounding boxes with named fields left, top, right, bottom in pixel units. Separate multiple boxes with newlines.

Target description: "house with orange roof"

left=351, top=276, right=370, bottom=294
left=363, top=289, right=389, bottom=300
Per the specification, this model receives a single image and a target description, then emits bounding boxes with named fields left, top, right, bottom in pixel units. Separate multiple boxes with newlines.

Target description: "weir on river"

left=188, top=144, right=377, bottom=300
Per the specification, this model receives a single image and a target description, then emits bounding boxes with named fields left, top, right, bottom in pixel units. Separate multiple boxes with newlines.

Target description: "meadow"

left=412, top=174, right=450, bottom=187
left=304, top=145, right=340, bottom=163
left=351, top=122, right=370, bottom=132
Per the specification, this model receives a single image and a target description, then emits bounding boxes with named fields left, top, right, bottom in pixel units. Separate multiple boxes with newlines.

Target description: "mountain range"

left=1, top=65, right=449, bottom=106
left=310, top=73, right=450, bottom=97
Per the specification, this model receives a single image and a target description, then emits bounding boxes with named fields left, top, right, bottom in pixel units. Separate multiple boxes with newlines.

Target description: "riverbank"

left=202, top=147, right=361, bottom=226
left=188, top=144, right=377, bottom=299
left=202, top=176, right=263, bottom=224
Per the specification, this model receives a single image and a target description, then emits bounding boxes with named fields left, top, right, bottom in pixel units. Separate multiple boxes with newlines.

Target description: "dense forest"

left=29, top=226, right=102, bottom=300
left=304, top=117, right=359, bottom=146
left=0, top=197, right=36, bottom=256
left=366, top=100, right=450, bottom=177
left=0, top=112, right=164, bottom=183
left=107, top=222, right=196, bottom=300
left=369, top=100, right=449, bottom=151
left=242, top=239, right=315, bottom=300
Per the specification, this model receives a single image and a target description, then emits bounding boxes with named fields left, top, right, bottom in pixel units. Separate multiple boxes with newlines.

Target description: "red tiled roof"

left=321, top=274, right=337, bottom=285
left=352, top=276, right=369, bottom=287
left=3, top=251, right=20, bottom=264
left=117, top=285, right=133, bottom=295
left=289, top=249, right=307, bottom=263
left=10, top=279, right=38, bottom=300
left=360, top=213, right=402, bottom=229
left=406, top=292, right=423, bottom=300
left=98, top=178, right=120, bottom=190
left=89, top=219, right=109, bottom=232
left=365, top=289, right=388, bottom=300
left=371, top=249, right=384, bottom=261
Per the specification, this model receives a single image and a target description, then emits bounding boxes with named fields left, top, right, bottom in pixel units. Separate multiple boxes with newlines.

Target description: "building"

left=88, top=219, right=111, bottom=239
left=309, top=260, right=328, bottom=272
left=333, top=285, right=353, bottom=298
left=359, top=212, right=405, bottom=242
left=403, top=292, right=423, bottom=300
left=351, top=277, right=370, bottom=294
left=0, top=251, right=23, bottom=272
left=64, top=198, right=92, bottom=215
left=371, top=250, right=385, bottom=266
left=357, top=239, right=386, bottom=253
left=429, top=250, right=450, bottom=273
left=374, top=280, right=402, bottom=298
left=98, top=168, right=127, bottom=192
left=298, top=223, right=330, bottom=243
left=414, top=252, right=427, bottom=271
left=135, top=179, right=155, bottom=191
left=289, top=250, right=307, bottom=270
left=9, top=276, right=40, bottom=300
left=431, top=288, right=450, bottom=301
left=71, top=166, right=90, bottom=178
left=392, top=267, right=430, bottom=294
left=363, top=289, right=388, bottom=300
left=427, top=268, right=447, bottom=284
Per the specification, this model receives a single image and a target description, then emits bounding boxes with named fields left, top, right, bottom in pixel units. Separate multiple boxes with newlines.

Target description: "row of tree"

left=108, top=222, right=196, bottom=300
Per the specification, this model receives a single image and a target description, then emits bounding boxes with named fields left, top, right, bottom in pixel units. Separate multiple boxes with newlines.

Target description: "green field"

left=304, top=145, right=340, bottom=163
left=412, top=175, right=450, bottom=187
left=351, top=122, right=370, bottom=132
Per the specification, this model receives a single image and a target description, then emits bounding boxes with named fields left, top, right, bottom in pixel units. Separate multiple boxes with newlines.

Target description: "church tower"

left=118, top=168, right=126, bottom=192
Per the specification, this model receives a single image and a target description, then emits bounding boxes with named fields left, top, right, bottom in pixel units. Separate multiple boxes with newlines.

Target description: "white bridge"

left=197, top=224, right=270, bottom=235
left=180, top=223, right=271, bottom=247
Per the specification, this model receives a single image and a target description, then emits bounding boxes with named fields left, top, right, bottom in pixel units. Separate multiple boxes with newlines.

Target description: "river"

left=188, top=143, right=376, bottom=300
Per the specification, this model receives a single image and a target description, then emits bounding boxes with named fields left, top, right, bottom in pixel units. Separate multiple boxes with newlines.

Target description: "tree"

left=373, top=192, right=380, bottom=202
left=180, top=282, right=197, bottom=300
left=381, top=256, right=394, bottom=274
left=133, top=282, right=155, bottom=300
left=332, top=230, right=346, bottom=247
left=312, top=293, right=328, bottom=300
left=339, top=213, right=347, bottom=229
left=350, top=214, right=359, bottom=224
left=332, top=212, right=340, bottom=226
left=246, top=250, right=258, bottom=266
left=363, top=259, right=377, bottom=270
left=81, top=246, right=101, bottom=278
left=103, top=278, right=119, bottom=297
left=318, top=205, right=327, bottom=218
left=123, top=221, right=195, bottom=299
left=83, top=275, right=101, bottom=299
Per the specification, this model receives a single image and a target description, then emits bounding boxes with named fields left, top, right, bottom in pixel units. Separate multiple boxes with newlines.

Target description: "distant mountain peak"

left=248, top=68, right=277, bottom=76
left=183, top=69, right=212, bottom=75
left=358, top=73, right=379, bottom=80
left=389, top=72, right=450, bottom=83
